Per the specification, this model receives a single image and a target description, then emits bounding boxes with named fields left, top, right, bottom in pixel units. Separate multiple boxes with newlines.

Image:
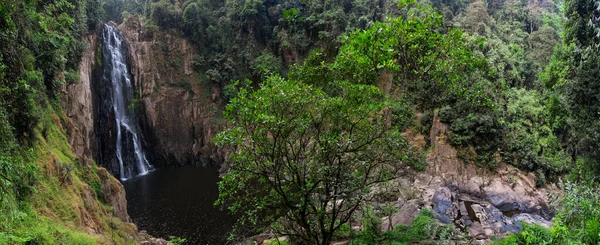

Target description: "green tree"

left=150, top=0, right=183, bottom=29
left=333, top=1, right=492, bottom=108
left=215, top=77, right=408, bottom=244
left=528, top=24, right=560, bottom=68
left=563, top=0, right=600, bottom=178
left=252, top=51, right=282, bottom=80
left=564, top=0, right=600, bottom=49
left=291, top=1, right=502, bottom=167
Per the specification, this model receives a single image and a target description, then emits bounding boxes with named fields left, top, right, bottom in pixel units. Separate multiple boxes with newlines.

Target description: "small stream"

left=122, top=166, right=235, bottom=244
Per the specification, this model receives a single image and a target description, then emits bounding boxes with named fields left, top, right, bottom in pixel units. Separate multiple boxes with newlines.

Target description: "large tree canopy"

left=215, top=77, right=408, bottom=244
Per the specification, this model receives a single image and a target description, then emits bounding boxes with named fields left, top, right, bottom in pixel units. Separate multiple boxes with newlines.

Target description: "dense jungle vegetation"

left=2, top=0, right=600, bottom=244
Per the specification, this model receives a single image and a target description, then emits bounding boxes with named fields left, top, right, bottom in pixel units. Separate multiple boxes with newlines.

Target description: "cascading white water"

left=102, top=24, right=152, bottom=180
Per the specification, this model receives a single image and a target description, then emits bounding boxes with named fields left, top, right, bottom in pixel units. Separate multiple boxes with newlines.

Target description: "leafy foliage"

left=0, top=0, right=103, bottom=197
left=215, top=77, right=408, bottom=244
left=503, top=88, right=570, bottom=182
left=557, top=0, right=600, bottom=179
left=252, top=51, right=282, bottom=80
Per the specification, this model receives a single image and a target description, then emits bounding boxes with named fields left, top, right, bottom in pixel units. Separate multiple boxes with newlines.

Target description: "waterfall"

left=98, top=23, right=152, bottom=180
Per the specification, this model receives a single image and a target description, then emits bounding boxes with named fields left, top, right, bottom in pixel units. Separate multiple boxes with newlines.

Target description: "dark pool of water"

left=122, top=166, right=235, bottom=244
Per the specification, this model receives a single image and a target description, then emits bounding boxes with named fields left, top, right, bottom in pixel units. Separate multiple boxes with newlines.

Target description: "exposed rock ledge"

left=63, top=32, right=97, bottom=158
left=374, top=110, right=559, bottom=243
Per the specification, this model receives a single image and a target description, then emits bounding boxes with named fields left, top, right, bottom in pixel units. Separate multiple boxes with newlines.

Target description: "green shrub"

left=492, top=223, right=555, bottom=245
left=169, top=58, right=183, bottom=69
left=252, top=51, right=282, bottom=80
left=419, top=110, right=434, bottom=138
left=333, top=222, right=353, bottom=240
left=150, top=0, right=183, bottom=29
left=400, top=209, right=438, bottom=242
left=351, top=209, right=453, bottom=244
left=494, top=182, right=600, bottom=244
left=64, top=70, right=80, bottom=84
left=191, top=55, right=205, bottom=71
left=503, top=89, right=571, bottom=183
left=264, top=239, right=287, bottom=245
left=438, top=105, right=454, bottom=123
left=390, top=98, right=415, bottom=131
left=168, top=236, right=187, bottom=245
left=555, top=182, right=600, bottom=244
left=90, top=180, right=104, bottom=203
left=354, top=207, right=382, bottom=244
left=0, top=153, right=39, bottom=202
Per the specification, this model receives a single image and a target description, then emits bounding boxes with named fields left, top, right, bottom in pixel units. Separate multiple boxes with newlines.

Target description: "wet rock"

left=513, top=213, right=553, bottom=228
left=484, top=179, right=522, bottom=212
left=432, top=187, right=455, bottom=224
left=396, top=112, right=555, bottom=242
left=469, top=222, right=487, bottom=240
left=138, top=230, right=169, bottom=245
left=141, top=238, right=168, bottom=245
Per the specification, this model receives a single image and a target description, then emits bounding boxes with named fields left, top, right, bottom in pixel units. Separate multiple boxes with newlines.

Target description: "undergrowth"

left=343, top=208, right=459, bottom=245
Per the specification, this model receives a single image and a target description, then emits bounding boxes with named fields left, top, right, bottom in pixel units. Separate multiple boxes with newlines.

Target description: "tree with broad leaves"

left=215, top=76, right=408, bottom=245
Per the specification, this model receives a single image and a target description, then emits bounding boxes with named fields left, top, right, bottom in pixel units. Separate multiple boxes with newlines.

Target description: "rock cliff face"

left=67, top=20, right=559, bottom=243
left=117, top=18, right=225, bottom=167
left=63, top=33, right=98, bottom=158
left=66, top=19, right=224, bottom=169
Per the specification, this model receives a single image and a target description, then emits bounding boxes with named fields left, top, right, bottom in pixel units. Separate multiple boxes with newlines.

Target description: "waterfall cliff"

left=95, top=24, right=152, bottom=180
left=69, top=18, right=226, bottom=172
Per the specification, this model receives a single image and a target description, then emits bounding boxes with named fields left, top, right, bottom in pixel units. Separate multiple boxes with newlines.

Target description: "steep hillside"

left=0, top=101, right=157, bottom=244
left=4, top=0, right=600, bottom=244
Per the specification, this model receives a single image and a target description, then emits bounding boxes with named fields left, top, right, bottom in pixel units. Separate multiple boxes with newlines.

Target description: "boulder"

left=432, top=187, right=455, bottom=224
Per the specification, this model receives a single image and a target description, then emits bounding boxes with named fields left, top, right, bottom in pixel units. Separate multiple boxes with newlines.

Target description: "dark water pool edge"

left=122, top=166, right=236, bottom=244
